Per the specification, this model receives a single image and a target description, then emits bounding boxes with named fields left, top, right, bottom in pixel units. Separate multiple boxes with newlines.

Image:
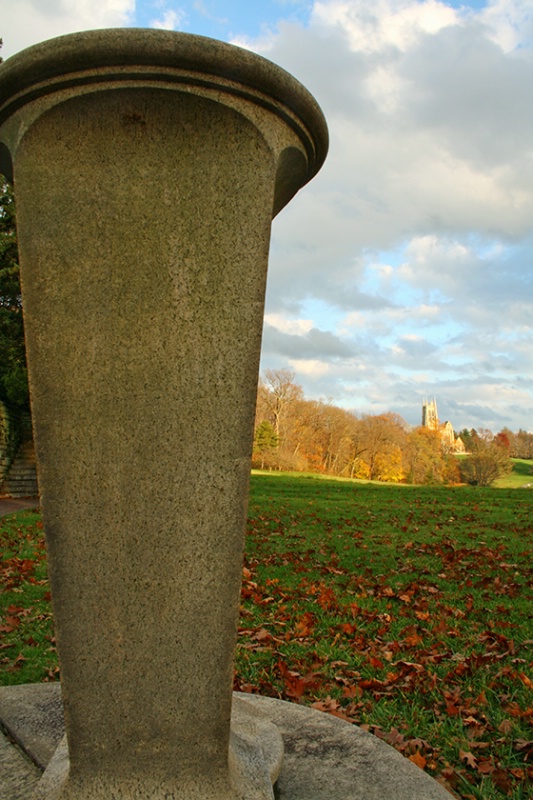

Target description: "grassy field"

left=1, top=476, right=532, bottom=799
left=493, top=459, right=533, bottom=489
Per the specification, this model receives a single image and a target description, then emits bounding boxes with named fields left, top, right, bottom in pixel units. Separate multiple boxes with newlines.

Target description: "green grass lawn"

left=493, top=459, right=533, bottom=489
left=239, top=475, right=533, bottom=800
left=1, top=476, right=532, bottom=799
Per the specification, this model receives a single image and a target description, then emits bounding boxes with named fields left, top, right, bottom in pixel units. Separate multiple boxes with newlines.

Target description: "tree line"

left=254, top=369, right=531, bottom=486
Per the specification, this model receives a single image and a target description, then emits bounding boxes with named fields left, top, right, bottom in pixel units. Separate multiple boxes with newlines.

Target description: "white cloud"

left=151, top=8, right=187, bottom=30
left=229, top=29, right=277, bottom=53
left=288, top=359, right=332, bottom=377
left=0, top=0, right=134, bottom=57
left=311, top=0, right=459, bottom=54
left=479, top=0, right=533, bottom=53
left=264, top=314, right=314, bottom=335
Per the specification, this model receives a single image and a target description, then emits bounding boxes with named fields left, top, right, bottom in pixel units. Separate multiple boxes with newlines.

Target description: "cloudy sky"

left=1, top=0, right=532, bottom=433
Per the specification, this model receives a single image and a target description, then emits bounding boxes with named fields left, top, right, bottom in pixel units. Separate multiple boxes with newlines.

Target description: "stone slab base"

left=0, top=683, right=454, bottom=800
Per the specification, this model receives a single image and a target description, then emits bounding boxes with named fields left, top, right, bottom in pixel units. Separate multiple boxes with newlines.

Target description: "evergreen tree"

left=0, top=175, right=29, bottom=411
left=253, top=420, right=279, bottom=470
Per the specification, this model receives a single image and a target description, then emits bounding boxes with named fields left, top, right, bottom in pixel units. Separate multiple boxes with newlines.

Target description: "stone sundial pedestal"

left=0, top=29, right=453, bottom=800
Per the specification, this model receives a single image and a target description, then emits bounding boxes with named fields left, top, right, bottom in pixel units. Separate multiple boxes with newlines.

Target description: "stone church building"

left=422, top=399, right=465, bottom=453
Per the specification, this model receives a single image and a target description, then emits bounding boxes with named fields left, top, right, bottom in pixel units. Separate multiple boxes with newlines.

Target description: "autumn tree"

left=345, top=419, right=368, bottom=479
left=404, top=427, right=447, bottom=484
left=494, top=430, right=511, bottom=453
left=261, top=369, right=303, bottom=438
left=307, top=402, right=358, bottom=475
left=460, top=431, right=512, bottom=486
left=513, top=429, right=533, bottom=459
left=289, top=398, right=322, bottom=468
left=355, top=413, right=407, bottom=481
left=254, top=370, right=304, bottom=470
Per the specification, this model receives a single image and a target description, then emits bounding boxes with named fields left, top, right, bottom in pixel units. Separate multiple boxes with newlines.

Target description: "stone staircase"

left=0, top=439, right=39, bottom=498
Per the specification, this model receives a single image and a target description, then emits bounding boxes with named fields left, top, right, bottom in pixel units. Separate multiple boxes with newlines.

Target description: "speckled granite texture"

left=0, top=684, right=454, bottom=800
left=0, top=29, right=327, bottom=800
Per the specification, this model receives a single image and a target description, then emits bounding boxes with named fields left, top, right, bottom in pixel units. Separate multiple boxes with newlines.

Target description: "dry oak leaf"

left=408, top=751, right=427, bottom=770
left=476, top=760, right=494, bottom=775
left=459, top=750, right=477, bottom=769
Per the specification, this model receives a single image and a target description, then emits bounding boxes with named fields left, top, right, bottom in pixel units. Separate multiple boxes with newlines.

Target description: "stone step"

left=0, top=440, right=39, bottom=498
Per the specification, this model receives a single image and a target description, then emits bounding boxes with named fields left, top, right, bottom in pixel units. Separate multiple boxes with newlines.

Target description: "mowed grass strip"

left=1, top=476, right=532, bottom=799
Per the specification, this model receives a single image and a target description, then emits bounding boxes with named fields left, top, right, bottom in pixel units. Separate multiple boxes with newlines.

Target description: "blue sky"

left=134, top=1, right=316, bottom=39
left=1, top=0, right=533, bottom=432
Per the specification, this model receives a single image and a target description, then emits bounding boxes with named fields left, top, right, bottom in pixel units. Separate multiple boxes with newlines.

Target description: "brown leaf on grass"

left=445, top=702, right=461, bottom=716
left=403, top=630, right=423, bottom=647
left=498, top=718, right=513, bottom=734
left=476, top=759, right=494, bottom=775
left=341, top=622, right=357, bottom=635
left=311, top=697, right=354, bottom=723
left=436, top=771, right=462, bottom=799
left=518, top=672, right=533, bottom=690
left=277, top=659, right=321, bottom=701
left=514, top=738, right=533, bottom=758
left=253, top=628, right=271, bottom=642
left=342, top=685, right=362, bottom=699
left=311, top=698, right=339, bottom=713
left=7, top=652, right=27, bottom=670
left=491, top=768, right=514, bottom=793
left=459, top=750, right=477, bottom=769
left=0, top=615, right=21, bottom=633
left=509, top=767, right=525, bottom=779
left=317, top=584, right=337, bottom=610
left=383, top=727, right=405, bottom=748
left=294, top=612, right=316, bottom=638
left=7, top=604, right=25, bottom=614
left=408, top=751, right=427, bottom=770
left=407, top=737, right=431, bottom=753
left=358, top=677, right=388, bottom=692
left=439, top=766, right=460, bottom=787
left=394, top=659, right=424, bottom=673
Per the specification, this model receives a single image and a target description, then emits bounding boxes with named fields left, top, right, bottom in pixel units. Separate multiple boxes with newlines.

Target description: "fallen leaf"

left=518, top=672, right=533, bottom=690
left=409, top=751, right=427, bottom=770
left=476, top=759, right=494, bottom=775
left=459, top=750, right=477, bottom=769
left=498, top=718, right=512, bottom=735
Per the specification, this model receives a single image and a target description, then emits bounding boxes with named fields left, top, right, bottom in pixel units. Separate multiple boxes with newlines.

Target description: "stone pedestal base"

left=0, top=684, right=453, bottom=800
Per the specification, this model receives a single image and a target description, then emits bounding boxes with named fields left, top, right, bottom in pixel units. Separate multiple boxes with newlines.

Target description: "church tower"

left=422, top=398, right=439, bottom=430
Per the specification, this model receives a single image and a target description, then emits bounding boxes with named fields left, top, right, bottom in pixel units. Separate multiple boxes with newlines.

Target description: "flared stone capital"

left=0, top=28, right=328, bottom=215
